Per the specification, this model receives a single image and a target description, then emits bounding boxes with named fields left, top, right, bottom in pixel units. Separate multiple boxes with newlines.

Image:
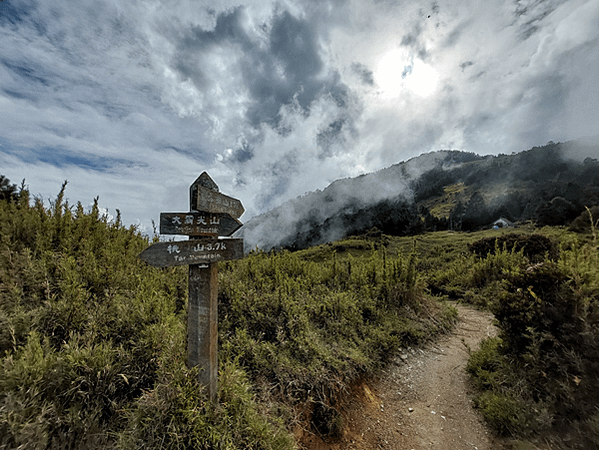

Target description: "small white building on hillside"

left=492, top=217, right=514, bottom=229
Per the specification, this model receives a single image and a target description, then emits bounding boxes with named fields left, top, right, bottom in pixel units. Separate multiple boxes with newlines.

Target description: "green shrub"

left=429, top=243, right=528, bottom=309
left=0, top=182, right=193, bottom=448
left=468, top=234, right=558, bottom=261
left=473, top=391, right=527, bottom=436
left=467, top=337, right=509, bottom=390
left=0, top=331, right=128, bottom=449
left=119, top=360, right=294, bottom=450
left=219, top=245, right=455, bottom=433
left=467, top=235, right=599, bottom=445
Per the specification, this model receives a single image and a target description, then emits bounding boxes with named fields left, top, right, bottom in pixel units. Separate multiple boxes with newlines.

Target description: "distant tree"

left=535, top=196, right=579, bottom=226
left=449, top=201, right=465, bottom=231
left=569, top=205, right=599, bottom=233
left=461, top=191, right=493, bottom=230
left=0, top=175, right=18, bottom=202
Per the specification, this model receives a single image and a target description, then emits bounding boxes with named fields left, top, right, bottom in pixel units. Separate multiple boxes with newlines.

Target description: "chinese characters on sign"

left=159, top=211, right=242, bottom=236
left=139, top=238, right=244, bottom=267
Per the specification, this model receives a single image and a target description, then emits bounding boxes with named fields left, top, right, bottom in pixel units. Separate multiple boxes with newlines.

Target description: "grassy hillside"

left=0, top=181, right=456, bottom=449
left=0, top=182, right=293, bottom=449
left=2, top=177, right=597, bottom=448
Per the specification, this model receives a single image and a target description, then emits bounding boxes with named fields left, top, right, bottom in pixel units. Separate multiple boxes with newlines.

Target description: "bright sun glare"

left=375, top=50, right=439, bottom=98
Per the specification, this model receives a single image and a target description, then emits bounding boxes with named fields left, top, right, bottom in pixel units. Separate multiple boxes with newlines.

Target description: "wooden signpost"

left=138, top=172, right=244, bottom=400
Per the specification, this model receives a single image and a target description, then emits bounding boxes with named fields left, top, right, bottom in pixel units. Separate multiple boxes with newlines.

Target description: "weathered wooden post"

left=139, top=172, right=244, bottom=401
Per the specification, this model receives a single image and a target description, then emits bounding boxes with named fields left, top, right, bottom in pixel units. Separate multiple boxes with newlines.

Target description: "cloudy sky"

left=1, top=0, right=598, bottom=233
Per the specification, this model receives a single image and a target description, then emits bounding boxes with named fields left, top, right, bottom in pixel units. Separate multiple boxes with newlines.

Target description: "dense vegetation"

left=421, top=218, right=599, bottom=448
left=2, top=171, right=597, bottom=449
left=0, top=178, right=455, bottom=449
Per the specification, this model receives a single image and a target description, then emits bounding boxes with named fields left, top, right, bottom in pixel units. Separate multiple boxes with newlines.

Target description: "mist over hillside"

left=238, top=139, right=599, bottom=251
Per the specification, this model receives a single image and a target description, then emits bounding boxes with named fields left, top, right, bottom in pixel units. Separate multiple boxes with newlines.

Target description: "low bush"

left=467, top=236, right=599, bottom=447
left=468, top=233, right=558, bottom=261
left=218, top=245, right=456, bottom=433
left=119, top=359, right=294, bottom=450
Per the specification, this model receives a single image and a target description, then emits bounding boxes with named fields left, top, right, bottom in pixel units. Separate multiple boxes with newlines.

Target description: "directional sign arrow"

left=194, top=186, right=245, bottom=218
left=160, top=212, right=242, bottom=236
left=138, top=238, right=244, bottom=268
left=190, top=173, right=244, bottom=218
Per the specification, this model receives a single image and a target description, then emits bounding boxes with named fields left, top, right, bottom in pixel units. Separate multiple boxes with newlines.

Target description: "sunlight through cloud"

left=375, top=49, right=439, bottom=98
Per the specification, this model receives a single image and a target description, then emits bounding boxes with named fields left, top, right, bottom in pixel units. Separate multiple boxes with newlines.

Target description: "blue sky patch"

left=0, top=139, right=144, bottom=173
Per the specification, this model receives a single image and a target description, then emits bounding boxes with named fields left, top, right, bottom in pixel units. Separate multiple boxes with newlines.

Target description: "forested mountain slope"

left=240, top=140, right=599, bottom=251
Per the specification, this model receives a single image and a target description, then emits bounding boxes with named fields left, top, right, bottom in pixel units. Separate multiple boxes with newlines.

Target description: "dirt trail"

left=303, top=303, right=510, bottom=450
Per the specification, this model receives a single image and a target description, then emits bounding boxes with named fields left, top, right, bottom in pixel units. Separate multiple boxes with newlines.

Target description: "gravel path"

left=302, top=303, right=511, bottom=450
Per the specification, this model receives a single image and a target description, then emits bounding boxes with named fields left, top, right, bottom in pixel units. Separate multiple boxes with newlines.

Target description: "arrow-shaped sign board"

left=194, top=185, right=245, bottom=219
left=139, top=238, right=244, bottom=268
left=160, top=212, right=242, bottom=236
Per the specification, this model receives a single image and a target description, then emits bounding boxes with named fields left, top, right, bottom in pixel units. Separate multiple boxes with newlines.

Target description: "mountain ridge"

left=239, top=140, right=599, bottom=251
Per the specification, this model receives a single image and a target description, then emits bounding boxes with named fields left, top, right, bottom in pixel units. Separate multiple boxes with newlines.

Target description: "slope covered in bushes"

left=420, top=221, right=599, bottom=448
left=0, top=179, right=455, bottom=449
left=0, top=181, right=293, bottom=449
